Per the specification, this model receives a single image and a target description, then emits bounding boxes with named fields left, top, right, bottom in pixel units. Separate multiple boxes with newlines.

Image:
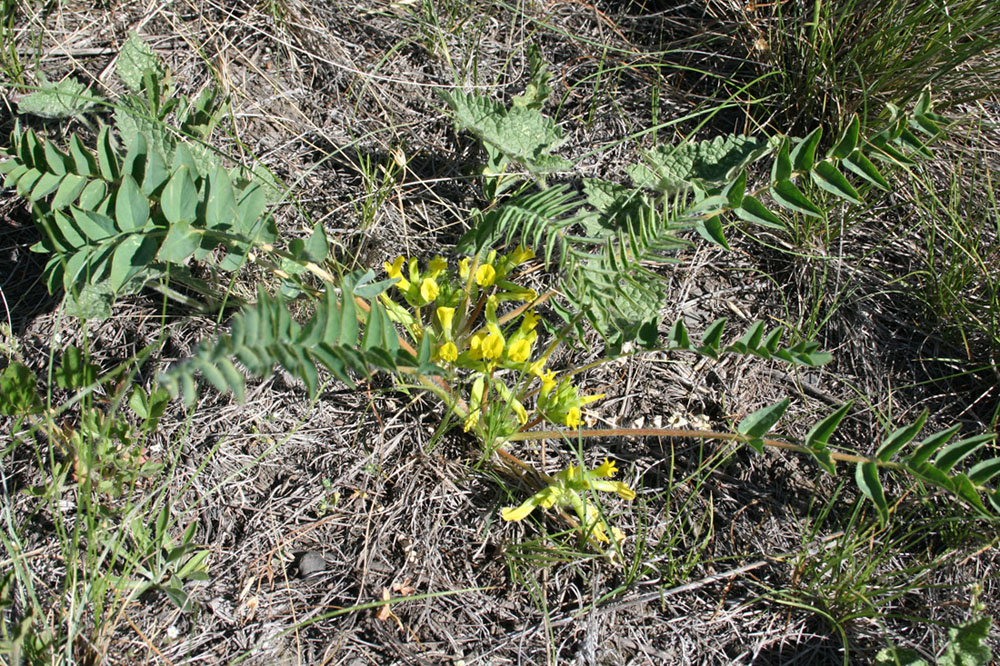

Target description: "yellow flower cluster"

left=501, top=458, right=636, bottom=545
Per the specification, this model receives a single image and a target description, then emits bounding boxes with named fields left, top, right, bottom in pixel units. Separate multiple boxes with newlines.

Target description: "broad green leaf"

left=771, top=136, right=792, bottom=182
left=43, top=142, right=72, bottom=175
left=856, top=461, right=889, bottom=525
left=16, top=168, right=42, bottom=196
left=52, top=173, right=87, bottom=209
left=71, top=206, right=116, bottom=241
left=161, top=166, right=198, bottom=224
left=29, top=172, right=64, bottom=200
left=968, top=457, right=1000, bottom=486
left=876, top=409, right=928, bottom=462
left=121, top=131, right=148, bottom=181
left=771, top=179, right=823, bottom=218
left=109, top=234, right=157, bottom=292
left=78, top=179, right=108, bottom=210
left=141, top=145, right=169, bottom=196
left=69, top=134, right=98, bottom=176
left=734, top=195, right=784, bottom=229
left=205, top=166, right=238, bottom=231
left=721, top=170, right=746, bottom=207
left=907, top=424, right=961, bottom=467
left=114, top=175, right=150, bottom=231
left=697, top=318, right=726, bottom=357
left=0, top=363, right=42, bottom=415
left=630, top=133, right=770, bottom=193
left=810, top=161, right=861, bottom=204
left=869, top=134, right=916, bottom=166
left=54, top=345, right=99, bottom=389
left=157, top=219, right=201, bottom=263
left=790, top=126, right=822, bottom=172
left=97, top=126, right=120, bottom=181
left=694, top=215, right=729, bottom=249
left=2, top=163, right=28, bottom=189
left=935, top=434, right=995, bottom=472
left=829, top=116, right=860, bottom=159
left=938, top=615, right=993, bottom=666
left=50, top=209, right=87, bottom=248
left=842, top=150, right=889, bottom=190
left=668, top=319, right=691, bottom=349
left=737, top=398, right=790, bottom=453
left=804, top=402, right=852, bottom=469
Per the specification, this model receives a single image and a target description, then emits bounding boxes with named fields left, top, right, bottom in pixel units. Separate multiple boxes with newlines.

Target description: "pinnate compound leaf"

left=856, top=461, right=889, bottom=525
left=737, top=398, right=790, bottom=453
left=876, top=409, right=928, bottom=462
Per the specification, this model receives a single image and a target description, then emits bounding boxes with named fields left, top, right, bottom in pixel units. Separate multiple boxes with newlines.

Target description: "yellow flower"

left=459, top=257, right=471, bottom=279
left=592, top=458, right=618, bottom=478
left=529, top=359, right=546, bottom=377
left=507, top=338, right=532, bottom=364
left=566, top=406, right=582, bottom=429
left=384, top=256, right=410, bottom=289
left=420, top=277, right=439, bottom=302
left=475, top=263, right=497, bottom=287
left=438, top=341, right=458, bottom=362
left=511, top=245, right=534, bottom=264
left=436, top=306, right=455, bottom=335
left=521, top=310, right=540, bottom=332
left=463, top=410, right=480, bottom=432
left=428, top=256, right=447, bottom=277
left=539, top=369, right=557, bottom=395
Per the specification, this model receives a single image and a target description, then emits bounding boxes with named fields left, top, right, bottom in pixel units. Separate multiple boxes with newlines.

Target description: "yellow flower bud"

left=438, top=341, right=458, bottom=362
left=482, top=332, right=504, bottom=359
left=475, top=264, right=497, bottom=287
left=459, top=257, right=470, bottom=279
left=436, top=306, right=455, bottom=335
left=420, top=277, right=439, bottom=302
left=428, top=256, right=448, bottom=277
left=507, top=338, right=532, bottom=364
